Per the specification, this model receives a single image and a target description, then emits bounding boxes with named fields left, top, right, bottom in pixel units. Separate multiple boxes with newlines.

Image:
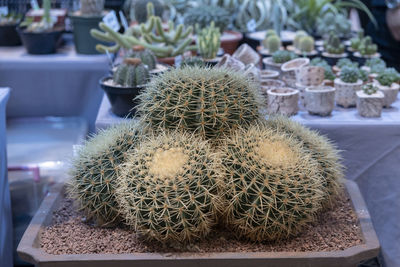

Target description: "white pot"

left=356, top=90, right=384, bottom=117
left=232, top=43, right=261, bottom=65
left=334, top=78, right=363, bottom=108
left=244, top=63, right=261, bottom=83
left=216, top=54, right=245, bottom=72
left=281, top=58, right=310, bottom=87
left=267, top=87, right=299, bottom=116
left=305, top=86, right=336, bottom=116
left=263, top=57, right=283, bottom=73
left=295, top=66, right=325, bottom=86
left=260, top=70, right=279, bottom=79
left=373, top=80, right=399, bottom=108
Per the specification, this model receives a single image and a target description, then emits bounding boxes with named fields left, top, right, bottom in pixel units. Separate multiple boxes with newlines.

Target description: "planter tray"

left=18, top=180, right=379, bottom=267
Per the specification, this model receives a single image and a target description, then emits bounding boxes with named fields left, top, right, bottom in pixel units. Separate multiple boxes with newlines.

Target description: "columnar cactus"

left=126, top=45, right=157, bottom=70
left=68, top=122, right=141, bottom=226
left=113, top=58, right=149, bottom=87
left=221, top=124, right=326, bottom=241
left=299, top=36, right=314, bottom=53
left=116, top=131, right=223, bottom=243
left=81, top=0, right=105, bottom=16
left=262, top=34, right=281, bottom=53
left=265, top=116, right=344, bottom=207
left=340, top=66, right=360, bottom=83
left=197, top=22, right=221, bottom=60
left=136, top=66, right=263, bottom=139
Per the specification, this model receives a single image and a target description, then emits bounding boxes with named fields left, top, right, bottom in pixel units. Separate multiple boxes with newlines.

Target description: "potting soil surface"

left=41, top=193, right=363, bottom=255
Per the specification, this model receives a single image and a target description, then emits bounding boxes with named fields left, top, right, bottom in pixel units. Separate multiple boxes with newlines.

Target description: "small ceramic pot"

left=295, top=82, right=308, bottom=107
left=260, top=79, right=285, bottom=97
left=334, top=78, right=363, bottom=108
left=305, top=86, right=336, bottom=116
left=267, top=87, right=299, bottom=116
left=356, top=90, right=384, bottom=117
left=244, top=63, right=261, bottom=83
left=295, top=66, right=325, bottom=86
left=216, top=54, right=245, bottom=72
left=373, top=80, right=400, bottom=108
left=281, top=58, right=310, bottom=87
left=322, top=52, right=348, bottom=66
left=260, top=70, right=279, bottom=79
left=232, top=43, right=261, bottom=65
left=263, top=57, right=283, bottom=73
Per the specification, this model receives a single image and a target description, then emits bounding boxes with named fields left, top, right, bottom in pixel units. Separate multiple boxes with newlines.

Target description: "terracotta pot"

left=356, top=90, right=384, bottom=118
left=157, top=57, right=175, bottom=66
left=334, top=78, right=363, bottom=108
left=267, top=87, right=299, bottom=116
left=220, top=30, right=243, bottom=55
left=215, top=54, right=245, bottom=71
left=262, top=57, right=283, bottom=73
left=373, top=80, right=399, bottom=108
left=295, top=66, right=325, bottom=86
left=305, top=86, right=336, bottom=116
left=232, top=43, right=261, bottom=65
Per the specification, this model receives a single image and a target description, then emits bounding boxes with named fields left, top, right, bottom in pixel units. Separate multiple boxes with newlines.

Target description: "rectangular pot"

left=17, top=180, right=380, bottom=267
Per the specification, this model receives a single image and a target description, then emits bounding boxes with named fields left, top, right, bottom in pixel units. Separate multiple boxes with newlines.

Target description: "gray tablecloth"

left=0, top=43, right=110, bottom=132
left=0, top=88, right=12, bottom=267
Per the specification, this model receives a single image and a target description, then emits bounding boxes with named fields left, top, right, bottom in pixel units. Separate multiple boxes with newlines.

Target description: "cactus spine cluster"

left=197, top=22, right=221, bottom=60
left=221, top=124, right=326, bottom=241
left=116, top=131, right=222, bottom=243
left=113, top=58, right=149, bottom=87
left=68, top=122, right=141, bottom=226
left=340, top=66, right=360, bottom=83
left=293, top=30, right=308, bottom=50
left=126, top=45, right=157, bottom=70
left=81, top=0, right=104, bottom=16
left=136, top=66, right=263, bottom=139
left=262, top=34, right=281, bottom=53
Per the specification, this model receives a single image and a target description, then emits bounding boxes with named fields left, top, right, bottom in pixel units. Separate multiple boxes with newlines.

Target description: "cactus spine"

left=136, top=66, right=263, bottom=139
left=221, top=124, right=326, bottom=241
left=116, top=131, right=223, bottom=243
left=81, top=0, right=104, bottom=16
left=197, top=22, right=221, bottom=60
left=113, top=58, right=149, bottom=87
left=68, top=122, right=141, bottom=226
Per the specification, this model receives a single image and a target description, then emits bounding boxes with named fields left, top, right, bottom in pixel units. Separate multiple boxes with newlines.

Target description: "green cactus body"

left=198, top=22, right=221, bottom=60
left=337, top=58, right=357, bottom=69
left=272, top=50, right=297, bottom=64
left=325, top=33, right=345, bottom=54
left=126, top=46, right=157, bottom=70
left=263, top=34, right=280, bottom=53
left=299, top=36, right=314, bottom=53
left=340, top=66, right=360, bottom=83
left=363, top=83, right=378, bottom=95
left=265, top=116, right=344, bottom=208
left=81, top=0, right=104, bottom=16
left=359, top=36, right=378, bottom=56
left=113, top=58, right=150, bottom=87
left=136, top=66, right=263, bottom=139
left=116, top=131, right=223, bottom=243
left=377, top=68, right=400, bottom=86
left=221, top=124, right=326, bottom=241
left=265, top=29, right=277, bottom=39
left=350, top=30, right=364, bottom=50
left=184, top=5, right=230, bottom=33
left=68, top=122, right=141, bottom=226
left=132, top=0, right=163, bottom=23
left=293, top=31, right=308, bottom=50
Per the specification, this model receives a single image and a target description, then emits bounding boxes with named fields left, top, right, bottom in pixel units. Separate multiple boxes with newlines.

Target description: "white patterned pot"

left=244, top=63, right=261, bottom=83
left=260, top=79, right=285, bottom=100
left=295, top=66, right=325, bottom=86
left=260, top=70, right=279, bottom=79
left=373, top=80, right=400, bottom=108
left=232, top=43, right=261, bottom=65
left=356, top=90, right=384, bottom=117
left=281, top=58, right=310, bottom=87
left=216, top=54, right=245, bottom=72
left=305, top=86, right=336, bottom=116
left=334, top=78, right=363, bottom=108
left=267, top=87, right=299, bottom=116
left=262, top=57, right=283, bottom=73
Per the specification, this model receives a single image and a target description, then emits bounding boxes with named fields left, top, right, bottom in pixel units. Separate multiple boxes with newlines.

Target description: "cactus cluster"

left=363, top=83, right=378, bottom=95
left=337, top=58, right=358, bottom=69
left=272, top=50, right=297, bottom=64
left=376, top=68, right=400, bottom=86
left=113, top=58, right=149, bottom=87
left=262, top=30, right=281, bottom=53
left=68, top=122, right=141, bottom=226
left=350, top=30, right=364, bottom=51
left=125, top=45, right=157, bottom=70
left=117, top=131, right=222, bottom=243
left=358, top=36, right=378, bottom=56
left=136, top=66, right=263, bottom=139
left=365, top=58, right=386, bottom=74
left=21, top=0, right=54, bottom=32
left=310, top=57, right=335, bottom=80
left=324, top=32, right=345, bottom=55
left=184, top=5, right=230, bottom=33
left=340, top=66, right=360, bottom=83
left=81, top=0, right=105, bottom=16
left=197, top=22, right=221, bottom=60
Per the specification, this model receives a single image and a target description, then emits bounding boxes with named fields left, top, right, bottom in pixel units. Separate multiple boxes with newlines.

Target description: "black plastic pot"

left=17, top=27, right=64, bottom=55
left=0, top=24, right=21, bottom=46
left=100, top=77, right=144, bottom=117
left=69, top=13, right=105, bottom=54
left=321, top=52, right=348, bottom=66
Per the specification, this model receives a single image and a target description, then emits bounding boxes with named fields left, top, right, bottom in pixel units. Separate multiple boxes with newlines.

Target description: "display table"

left=95, top=94, right=400, bottom=267
left=0, top=40, right=110, bottom=132
left=0, top=88, right=12, bottom=267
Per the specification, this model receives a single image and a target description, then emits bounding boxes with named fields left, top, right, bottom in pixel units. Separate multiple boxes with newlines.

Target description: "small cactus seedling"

left=197, top=22, right=221, bottom=60
left=299, top=36, right=314, bottom=53
left=272, top=50, right=297, bottom=64
left=113, top=58, right=150, bottom=87
left=265, top=116, right=344, bottom=208
left=340, top=66, right=360, bottom=83
left=81, top=0, right=104, bottom=16
left=221, top=124, right=326, bottom=241
left=68, top=122, right=142, bottom=226
left=136, top=66, right=263, bottom=140
left=117, top=131, right=223, bottom=243
left=363, top=83, right=378, bottom=95
left=310, top=57, right=335, bottom=80
left=262, top=34, right=281, bottom=53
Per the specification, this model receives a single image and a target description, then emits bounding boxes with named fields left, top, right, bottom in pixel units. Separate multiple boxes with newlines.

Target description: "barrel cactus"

left=221, top=124, right=326, bottom=242
left=81, top=0, right=104, bottom=16
left=126, top=45, right=156, bottom=70
left=116, top=131, right=223, bottom=243
left=113, top=58, right=149, bottom=87
left=293, top=30, right=308, bottom=50
left=263, top=34, right=281, bottom=53
left=136, top=66, right=263, bottom=139
left=265, top=116, right=344, bottom=208
left=68, top=122, right=142, bottom=226
left=299, top=36, right=314, bottom=53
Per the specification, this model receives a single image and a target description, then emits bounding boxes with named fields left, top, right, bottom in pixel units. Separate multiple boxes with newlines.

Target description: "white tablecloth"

left=0, top=39, right=110, bottom=132
left=0, top=88, right=12, bottom=267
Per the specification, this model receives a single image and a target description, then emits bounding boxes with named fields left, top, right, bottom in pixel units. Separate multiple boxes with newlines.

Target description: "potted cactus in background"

left=334, top=66, right=363, bottom=108
left=260, top=30, right=282, bottom=56
left=373, top=68, right=400, bottom=108
left=353, top=36, right=380, bottom=65
left=17, top=0, right=64, bottom=54
left=310, top=57, right=336, bottom=86
left=349, top=30, right=364, bottom=52
left=333, top=58, right=358, bottom=73
left=356, top=83, right=384, bottom=117
left=267, top=87, right=300, bottom=116
left=124, top=0, right=163, bottom=24
left=197, top=22, right=221, bottom=66
left=287, top=30, right=308, bottom=51
left=0, top=12, right=22, bottom=46
left=100, top=57, right=150, bottom=117
left=322, top=32, right=347, bottom=66
left=69, top=0, right=107, bottom=54
left=263, top=50, right=298, bottom=73
left=295, top=35, right=317, bottom=57
left=362, top=58, right=386, bottom=81
left=315, top=12, right=351, bottom=39
left=305, top=86, right=336, bottom=116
